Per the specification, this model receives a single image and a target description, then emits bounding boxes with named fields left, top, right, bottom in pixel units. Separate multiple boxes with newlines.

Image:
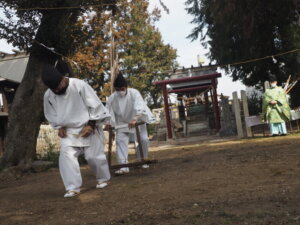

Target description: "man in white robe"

left=105, top=73, right=155, bottom=175
left=42, top=64, right=111, bottom=198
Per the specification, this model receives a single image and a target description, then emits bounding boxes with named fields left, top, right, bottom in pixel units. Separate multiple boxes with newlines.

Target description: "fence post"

left=241, top=90, right=252, bottom=137
left=232, top=91, right=244, bottom=138
left=264, top=81, right=270, bottom=90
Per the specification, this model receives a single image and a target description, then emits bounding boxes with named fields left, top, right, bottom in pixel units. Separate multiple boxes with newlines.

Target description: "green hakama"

left=262, top=86, right=291, bottom=135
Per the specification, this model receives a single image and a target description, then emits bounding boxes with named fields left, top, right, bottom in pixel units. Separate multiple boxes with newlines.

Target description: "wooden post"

left=183, top=120, right=187, bottom=136
left=0, top=92, right=8, bottom=113
left=108, top=128, right=113, bottom=167
left=212, top=79, right=221, bottom=131
left=162, top=85, right=172, bottom=139
left=135, top=124, right=144, bottom=160
left=289, top=121, right=293, bottom=133
left=232, top=91, right=244, bottom=138
left=204, top=91, right=209, bottom=115
left=105, top=123, right=158, bottom=170
left=110, top=18, right=118, bottom=93
left=2, top=93, right=8, bottom=113
left=241, top=90, right=252, bottom=137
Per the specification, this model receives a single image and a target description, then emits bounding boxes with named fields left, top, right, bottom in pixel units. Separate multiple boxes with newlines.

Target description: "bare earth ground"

left=1, top=135, right=300, bottom=225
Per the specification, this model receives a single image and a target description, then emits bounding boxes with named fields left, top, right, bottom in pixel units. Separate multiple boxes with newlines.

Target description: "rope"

left=2, top=44, right=300, bottom=78
left=13, top=3, right=116, bottom=11
left=213, top=48, right=300, bottom=70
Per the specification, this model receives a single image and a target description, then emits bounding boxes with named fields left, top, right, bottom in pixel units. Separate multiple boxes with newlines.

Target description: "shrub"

left=247, top=91, right=262, bottom=115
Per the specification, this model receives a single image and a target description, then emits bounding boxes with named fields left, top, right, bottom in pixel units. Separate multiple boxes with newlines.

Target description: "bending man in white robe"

left=42, top=64, right=111, bottom=198
left=105, top=73, right=155, bottom=175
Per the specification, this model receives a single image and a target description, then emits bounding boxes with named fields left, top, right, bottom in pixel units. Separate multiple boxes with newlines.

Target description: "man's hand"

left=128, top=120, right=137, bottom=129
left=270, top=100, right=277, bottom=105
left=79, top=125, right=94, bottom=137
left=104, top=124, right=112, bottom=130
left=58, top=127, right=67, bottom=138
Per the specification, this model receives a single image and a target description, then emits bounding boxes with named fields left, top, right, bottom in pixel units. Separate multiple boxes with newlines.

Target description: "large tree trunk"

left=151, top=92, right=160, bottom=109
left=0, top=0, right=113, bottom=171
left=0, top=56, right=46, bottom=169
left=0, top=7, right=78, bottom=170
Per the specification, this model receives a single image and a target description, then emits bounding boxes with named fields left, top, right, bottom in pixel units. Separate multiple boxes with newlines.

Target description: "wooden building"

left=0, top=51, right=29, bottom=153
left=154, top=66, right=222, bottom=139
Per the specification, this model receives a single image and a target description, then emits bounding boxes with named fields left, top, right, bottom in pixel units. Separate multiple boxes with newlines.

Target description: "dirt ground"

left=1, top=134, right=300, bottom=225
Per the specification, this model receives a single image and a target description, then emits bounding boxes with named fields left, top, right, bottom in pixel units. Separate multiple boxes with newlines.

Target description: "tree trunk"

left=0, top=56, right=46, bottom=170
left=151, top=92, right=160, bottom=109
left=0, top=0, right=111, bottom=171
left=0, top=7, right=79, bottom=170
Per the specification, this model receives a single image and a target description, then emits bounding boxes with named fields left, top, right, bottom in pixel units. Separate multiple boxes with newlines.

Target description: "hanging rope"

left=14, top=3, right=116, bottom=11
left=2, top=44, right=300, bottom=80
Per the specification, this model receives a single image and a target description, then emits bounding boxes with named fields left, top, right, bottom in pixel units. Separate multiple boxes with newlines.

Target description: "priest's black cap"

left=42, top=64, right=64, bottom=89
left=113, top=72, right=128, bottom=88
left=268, top=74, right=277, bottom=82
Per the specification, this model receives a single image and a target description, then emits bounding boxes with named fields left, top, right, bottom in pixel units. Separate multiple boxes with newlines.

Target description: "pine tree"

left=185, top=0, right=300, bottom=87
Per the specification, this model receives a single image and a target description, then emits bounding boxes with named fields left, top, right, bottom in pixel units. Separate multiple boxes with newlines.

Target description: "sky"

left=0, top=0, right=245, bottom=97
left=0, top=39, right=14, bottom=53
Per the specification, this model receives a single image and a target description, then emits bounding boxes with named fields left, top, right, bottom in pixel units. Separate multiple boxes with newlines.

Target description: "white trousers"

left=116, top=124, right=149, bottom=164
left=59, top=128, right=111, bottom=192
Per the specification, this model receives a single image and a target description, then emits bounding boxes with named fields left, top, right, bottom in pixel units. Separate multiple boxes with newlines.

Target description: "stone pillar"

left=232, top=91, right=244, bottom=138
left=241, top=90, right=252, bottom=137
left=219, top=94, right=236, bottom=136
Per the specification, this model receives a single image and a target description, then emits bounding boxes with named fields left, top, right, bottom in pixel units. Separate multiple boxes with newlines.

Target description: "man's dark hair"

left=113, top=72, right=128, bottom=88
left=42, top=64, right=64, bottom=89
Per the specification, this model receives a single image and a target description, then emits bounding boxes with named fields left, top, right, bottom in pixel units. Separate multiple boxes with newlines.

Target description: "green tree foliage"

left=0, top=1, right=115, bottom=56
left=72, top=0, right=177, bottom=108
left=185, top=0, right=300, bottom=88
left=71, top=12, right=112, bottom=96
left=121, top=0, right=177, bottom=108
left=247, top=91, right=262, bottom=116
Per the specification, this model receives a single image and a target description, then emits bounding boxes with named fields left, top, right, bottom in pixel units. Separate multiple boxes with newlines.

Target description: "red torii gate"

left=154, top=72, right=222, bottom=139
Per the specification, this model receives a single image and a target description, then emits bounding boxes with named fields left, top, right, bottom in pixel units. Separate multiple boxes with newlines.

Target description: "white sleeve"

left=43, top=91, right=61, bottom=129
left=132, top=89, right=156, bottom=123
left=79, top=82, right=111, bottom=122
left=105, top=96, right=116, bottom=126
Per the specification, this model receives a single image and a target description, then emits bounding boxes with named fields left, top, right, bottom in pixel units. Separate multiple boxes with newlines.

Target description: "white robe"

left=44, top=78, right=111, bottom=191
left=106, top=88, right=155, bottom=165
left=106, top=88, right=155, bottom=127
